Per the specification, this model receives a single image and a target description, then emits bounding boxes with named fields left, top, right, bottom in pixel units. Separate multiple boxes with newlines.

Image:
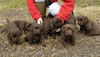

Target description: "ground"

left=0, top=4, right=100, bottom=57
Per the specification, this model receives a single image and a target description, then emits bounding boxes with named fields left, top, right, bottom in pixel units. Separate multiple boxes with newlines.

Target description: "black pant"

left=64, top=12, right=75, bottom=25
left=45, top=0, right=52, bottom=7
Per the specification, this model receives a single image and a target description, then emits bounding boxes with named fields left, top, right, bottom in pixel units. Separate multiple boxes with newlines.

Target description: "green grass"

left=75, top=0, right=100, bottom=7
left=0, top=0, right=26, bottom=8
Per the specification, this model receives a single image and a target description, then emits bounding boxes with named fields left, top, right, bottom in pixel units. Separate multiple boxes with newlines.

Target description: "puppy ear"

left=76, top=16, right=79, bottom=20
left=28, top=26, right=33, bottom=32
left=84, top=16, right=89, bottom=23
left=40, top=25, right=43, bottom=30
left=50, top=18, right=56, bottom=25
left=61, top=25, right=65, bottom=32
left=26, top=23, right=32, bottom=28
left=72, top=27, right=76, bottom=38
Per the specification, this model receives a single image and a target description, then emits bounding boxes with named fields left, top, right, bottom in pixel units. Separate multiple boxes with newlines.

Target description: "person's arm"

left=56, top=0, right=75, bottom=23
left=26, top=0, right=42, bottom=21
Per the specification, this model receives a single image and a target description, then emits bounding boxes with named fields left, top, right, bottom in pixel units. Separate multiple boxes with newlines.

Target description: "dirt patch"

left=0, top=7, right=33, bottom=24
left=0, top=6, right=100, bottom=57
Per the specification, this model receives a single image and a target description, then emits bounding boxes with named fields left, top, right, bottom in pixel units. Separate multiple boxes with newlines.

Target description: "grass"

left=0, top=0, right=26, bottom=8
left=74, top=6, right=100, bottom=21
left=75, top=0, right=100, bottom=7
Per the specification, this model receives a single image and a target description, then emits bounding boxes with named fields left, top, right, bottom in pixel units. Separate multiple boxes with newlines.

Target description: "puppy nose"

left=66, top=34, right=72, bottom=36
left=66, top=32, right=72, bottom=36
left=36, top=31, right=41, bottom=34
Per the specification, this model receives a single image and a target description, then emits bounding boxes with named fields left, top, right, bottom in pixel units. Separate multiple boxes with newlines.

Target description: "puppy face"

left=77, top=15, right=88, bottom=26
left=8, top=30, right=22, bottom=44
left=25, top=32, right=41, bottom=44
left=53, top=21, right=63, bottom=29
left=51, top=18, right=63, bottom=32
left=62, top=24, right=75, bottom=37
left=32, top=36, right=41, bottom=43
left=29, top=23, right=42, bottom=35
left=5, top=19, right=22, bottom=45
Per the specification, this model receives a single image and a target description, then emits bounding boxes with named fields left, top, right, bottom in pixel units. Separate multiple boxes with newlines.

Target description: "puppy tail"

left=6, top=18, right=11, bottom=23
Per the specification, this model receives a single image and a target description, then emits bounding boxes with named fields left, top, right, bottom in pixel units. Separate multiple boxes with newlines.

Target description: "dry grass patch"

left=74, top=6, right=100, bottom=21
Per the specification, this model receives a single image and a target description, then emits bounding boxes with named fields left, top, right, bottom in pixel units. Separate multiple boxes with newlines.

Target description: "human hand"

left=58, top=0, right=63, bottom=5
left=37, top=18, right=43, bottom=24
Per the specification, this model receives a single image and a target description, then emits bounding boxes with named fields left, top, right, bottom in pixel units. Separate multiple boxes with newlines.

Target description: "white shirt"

left=48, top=2, right=61, bottom=16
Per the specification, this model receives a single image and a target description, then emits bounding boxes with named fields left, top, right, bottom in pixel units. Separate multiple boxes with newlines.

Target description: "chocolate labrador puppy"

left=77, top=15, right=100, bottom=36
left=2, top=18, right=22, bottom=45
left=25, top=22, right=46, bottom=46
left=13, top=20, right=32, bottom=33
left=42, top=17, right=63, bottom=39
left=61, top=24, right=76, bottom=46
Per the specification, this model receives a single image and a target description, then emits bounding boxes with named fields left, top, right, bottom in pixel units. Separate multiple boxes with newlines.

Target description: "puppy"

left=42, top=17, right=63, bottom=39
left=13, top=20, right=32, bottom=33
left=2, top=18, right=22, bottom=45
left=77, top=15, right=100, bottom=36
left=61, top=24, right=76, bottom=46
left=41, top=18, right=52, bottom=38
left=24, top=32, right=41, bottom=44
left=25, top=23, right=46, bottom=46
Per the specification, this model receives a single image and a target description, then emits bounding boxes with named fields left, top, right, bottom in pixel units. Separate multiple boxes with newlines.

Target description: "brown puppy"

left=61, top=24, right=76, bottom=46
left=41, top=18, right=52, bottom=38
left=24, top=32, right=41, bottom=44
left=25, top=22, right=46, bottom=46
left=2, top=18, right=22, bottom=45
left=13, top=20, right=32, bottom=33
left=77, top=15, right=100, bottom=36
left=42, top=17, right=63, bottom=39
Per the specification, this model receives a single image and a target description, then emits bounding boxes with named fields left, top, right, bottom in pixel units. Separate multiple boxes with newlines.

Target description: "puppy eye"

left=79, top=19, right=82, bottom=21
left=13, top=34, right=17, bottom=37
left=35, top=27, right=39, bottom=29
left=67, top=27, right=72, bottom=30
